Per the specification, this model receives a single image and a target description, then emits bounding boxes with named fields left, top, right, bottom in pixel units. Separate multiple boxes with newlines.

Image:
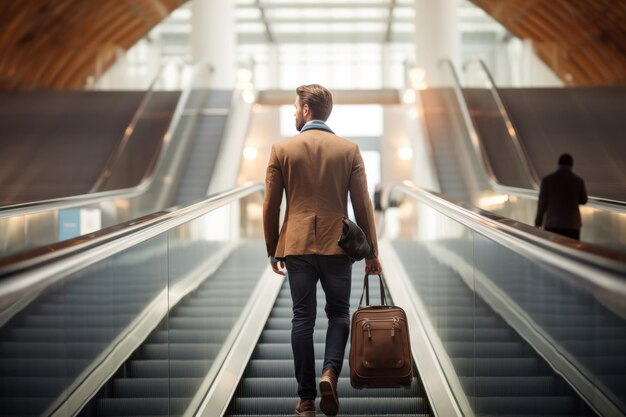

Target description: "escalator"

left=226, top=267, right=430, bottom=416
left=174, top=90, right=232, bottom=206
left=393, top=241, right=597, bottom=416
left=419, top=89, right=472, bottom=203
left=83, top=242, right=267, bottom=417
left=0, top=65, right=241, bottom=258
left=1, top=182, right=624, bottom=417
left=384, top=181, right=626, bottom=417
left=427, top=59, right=626, bottom=252
left=493, top=87, right=626, bottom=202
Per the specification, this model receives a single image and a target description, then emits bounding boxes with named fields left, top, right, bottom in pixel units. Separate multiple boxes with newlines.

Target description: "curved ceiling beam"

left=471, top=0, right=626, bottom=86
left=0, top=0, right=185, bottom=90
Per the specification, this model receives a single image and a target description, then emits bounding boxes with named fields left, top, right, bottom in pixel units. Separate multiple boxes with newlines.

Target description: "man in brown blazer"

left=263, top=84, right=382, bottom=416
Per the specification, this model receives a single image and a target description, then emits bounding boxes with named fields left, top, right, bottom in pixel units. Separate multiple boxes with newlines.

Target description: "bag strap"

left=358, top=273, right=388, bottom=307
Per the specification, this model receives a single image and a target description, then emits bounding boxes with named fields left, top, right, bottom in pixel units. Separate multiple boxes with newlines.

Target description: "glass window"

left=280, top=105, right=383, bottom=137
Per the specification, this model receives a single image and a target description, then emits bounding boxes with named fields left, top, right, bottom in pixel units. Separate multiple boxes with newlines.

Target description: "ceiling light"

left=398, top=147, right=413, bottom=161
left=243, top=146, right=258, bottom=161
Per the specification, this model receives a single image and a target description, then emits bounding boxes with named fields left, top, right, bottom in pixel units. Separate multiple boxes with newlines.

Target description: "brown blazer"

left=263, top=128, right=378, bottom=260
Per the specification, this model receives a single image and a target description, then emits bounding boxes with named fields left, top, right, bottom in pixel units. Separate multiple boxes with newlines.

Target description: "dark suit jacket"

left=535, top=167, right=588, bottom=229
left=263, top=126, right=378, bottom=260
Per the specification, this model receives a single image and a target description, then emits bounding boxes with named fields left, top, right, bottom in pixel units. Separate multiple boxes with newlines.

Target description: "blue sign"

left=58, top=209, right=81, bottom=241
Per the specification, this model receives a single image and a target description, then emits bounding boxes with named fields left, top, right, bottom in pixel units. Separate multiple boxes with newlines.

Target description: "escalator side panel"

left=392, top=240, right=599, bottom=417
left=498, top=87, right=626, bottom=202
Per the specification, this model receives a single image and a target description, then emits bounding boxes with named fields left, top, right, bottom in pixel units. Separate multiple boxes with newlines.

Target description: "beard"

left=295, top=115, right=305, bottom=131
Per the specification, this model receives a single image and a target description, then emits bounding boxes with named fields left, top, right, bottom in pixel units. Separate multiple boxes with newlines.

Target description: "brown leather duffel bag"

left=349, top=274, right=413, bottom=389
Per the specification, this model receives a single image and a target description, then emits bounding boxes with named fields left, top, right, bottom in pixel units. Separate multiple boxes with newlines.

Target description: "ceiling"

left=0, top=0, right=624, bottom=89
left=471, top=0, right=626, bottom=85
left=232, top=0, right=500, bottom=44
left=0, top=0, right=186, bottom=90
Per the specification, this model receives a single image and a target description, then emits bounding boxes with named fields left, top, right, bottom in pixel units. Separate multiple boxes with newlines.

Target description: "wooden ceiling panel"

left=0, top=0, right=185, bottom=90
left=0, top=0, right=624, bottom=89
left=471, top=0, right=626, bottom=85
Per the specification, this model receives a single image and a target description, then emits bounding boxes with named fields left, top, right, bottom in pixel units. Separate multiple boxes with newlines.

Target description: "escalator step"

left=543, top=326, right=626, bottom=340
left=0, top=377, right=65, bottom=397
left=151, top=329, right=231, bottom=344
left=139, top=343, right=222, bottom=360
left=252, top=343, right=326, bottom=360
left=446, top=341, right=527, bottom=358
left=265, top=317, right=334, bottom=330
left=460, top=376, right=556, bottom=396
left=259, top=330, right=328, bottom=343
left=184, top=297, right=251, bottom=307
left=237, top=377, right=418, bottom=398
left=574, top=356, right=626, bottom=373
left=96, top=397, right=189, bottom=416
left=427, top=315, right=505, bottom=329
left=0, top=358, right=90, bottom=377
left=18, top=315, right=134, bottom=328
left=230, top=397, right=426, bottom=415
left=439, top=328, right=513, bottom=343
left=129, top=360, right=213, bottom=378
left=245, top=359, right=348, bottom=378
left=452, top=358, right=541, bottom=377
left=473, top=396, right=580, bottom=415
left=425, top=305, right=491, bottom=316
left=171, top=306, right=243, bottom=317
left=167, top=317, right=236, bottom=330
left=7, top=328, right=118, bottom=342
left=268, top=308, right=357, bottom=319
left=0, top=342, right=105, bottom=358
left=113, top=378, right=202, bottom=398
left=0, top=397, right=56, bottom=416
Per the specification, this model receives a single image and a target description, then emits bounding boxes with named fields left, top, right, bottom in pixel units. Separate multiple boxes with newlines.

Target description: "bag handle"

left=358, top=273, right=388, bottom=307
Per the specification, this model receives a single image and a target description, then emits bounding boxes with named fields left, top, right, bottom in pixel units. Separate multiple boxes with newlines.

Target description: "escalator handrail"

left=393, top=181, right=626, bottom=296
left=462, top=58, right=541, bottom=187
left=438, top=58, right=501, bottom=191
left=89, top=58, right=184, bottom=193
left=0, top=183, right=264, bottom=311
left=461, top=58, right=626, bottom=211
left=393, top=182, right=626, bottom=417
left=0, top=61, right=213, bottom=218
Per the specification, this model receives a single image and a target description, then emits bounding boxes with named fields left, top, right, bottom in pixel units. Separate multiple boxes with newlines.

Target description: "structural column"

left=414, top=0, right=461, bottom=85
left=191, top=0, right=237, bottom=88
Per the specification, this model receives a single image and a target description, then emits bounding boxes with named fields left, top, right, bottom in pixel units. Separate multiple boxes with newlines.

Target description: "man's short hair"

left=558, top=153, right=574, bottom=167
left=296, top=84, right=333, bottom=121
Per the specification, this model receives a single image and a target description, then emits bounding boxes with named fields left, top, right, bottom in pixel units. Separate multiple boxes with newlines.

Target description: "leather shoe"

left=295, top=398, right=316, bottom=416
left=319, top=369, right=339, bottom=416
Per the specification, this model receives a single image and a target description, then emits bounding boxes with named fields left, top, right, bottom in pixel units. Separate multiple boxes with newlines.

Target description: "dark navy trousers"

left=285, top=255, right=352, bottom=400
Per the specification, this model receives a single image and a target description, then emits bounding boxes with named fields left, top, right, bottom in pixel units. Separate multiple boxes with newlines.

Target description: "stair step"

left=113, top=378, right=202, bottom=398
left=230, top=397, right=427, bottom=415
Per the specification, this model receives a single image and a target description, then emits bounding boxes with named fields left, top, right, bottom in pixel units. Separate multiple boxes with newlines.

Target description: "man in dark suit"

left=535, top=153, right=588, bottom=240
left=263, top=84, right=382, bottom=416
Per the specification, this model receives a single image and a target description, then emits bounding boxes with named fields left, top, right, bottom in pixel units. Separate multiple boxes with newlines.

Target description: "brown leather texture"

left=349, top=275, right=413, bottom=388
